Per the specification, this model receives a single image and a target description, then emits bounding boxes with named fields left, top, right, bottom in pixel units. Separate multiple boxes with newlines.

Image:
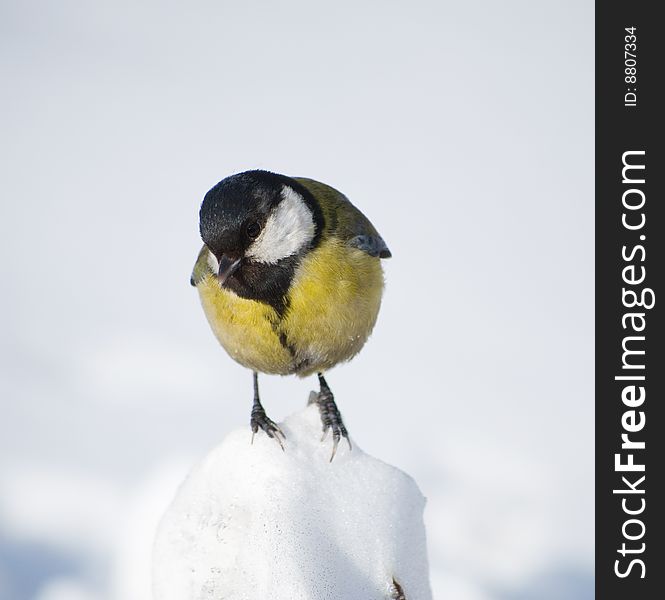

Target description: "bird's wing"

left=293, top=178, right=392, bottom=259
left=347, top=232, right=392, bottom=259
left=190, top=244, right=214, bottom=286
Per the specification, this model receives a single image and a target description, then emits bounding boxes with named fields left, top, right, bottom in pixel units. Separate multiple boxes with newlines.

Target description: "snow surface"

left=152, top=401, right=432, bottom=600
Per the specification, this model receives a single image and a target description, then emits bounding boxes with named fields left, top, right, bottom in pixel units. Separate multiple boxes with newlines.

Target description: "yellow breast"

left=197, top=278, right=294, bottom=375
left=282, top=238, right=384, bottom=376
left=197, top=238, right=384, bottom=377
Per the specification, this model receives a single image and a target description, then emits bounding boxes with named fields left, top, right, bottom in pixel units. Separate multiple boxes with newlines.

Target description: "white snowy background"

left=0, top=1, right=593, bottom=599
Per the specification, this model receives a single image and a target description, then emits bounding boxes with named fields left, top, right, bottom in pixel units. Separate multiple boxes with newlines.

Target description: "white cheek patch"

left=207, top=251, right=219, bottom=274
left=245, top=185, right=316, bottom=264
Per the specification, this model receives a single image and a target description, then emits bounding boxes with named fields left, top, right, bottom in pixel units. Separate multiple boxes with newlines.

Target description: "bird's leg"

left=250, top=372, right=285, bottom=450
left=311, top=373, right=352, bottom=461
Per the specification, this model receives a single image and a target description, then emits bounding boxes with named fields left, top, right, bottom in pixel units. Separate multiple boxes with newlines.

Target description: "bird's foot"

left=309, top=387, right=352, bottom=461
left=250, top=404, right=285, bottom=450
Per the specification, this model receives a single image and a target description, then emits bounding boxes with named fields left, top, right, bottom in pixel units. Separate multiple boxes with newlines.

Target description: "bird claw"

left=250, top=409, right=285, bottom=451
left=271, top=426, right=286, bottom=451
left=326, top=431, right=352, bottom=462
left=314, top=388, right=351, bottom=462
left=330, top=435, right=339, bottom=462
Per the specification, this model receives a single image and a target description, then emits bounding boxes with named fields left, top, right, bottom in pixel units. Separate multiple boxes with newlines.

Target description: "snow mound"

left=152, top=401, right=432, bottom=600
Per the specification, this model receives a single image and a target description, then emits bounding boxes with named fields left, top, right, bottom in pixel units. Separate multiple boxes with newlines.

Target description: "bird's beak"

left=217, top=254, right=242, bottom=286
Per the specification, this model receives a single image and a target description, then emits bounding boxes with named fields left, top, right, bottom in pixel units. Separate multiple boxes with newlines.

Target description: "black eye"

left=246, top=221, right=261, bottom=239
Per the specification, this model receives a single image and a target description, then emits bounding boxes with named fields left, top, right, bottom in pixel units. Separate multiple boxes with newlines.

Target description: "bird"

left=191, top=170, right=391, bottom=460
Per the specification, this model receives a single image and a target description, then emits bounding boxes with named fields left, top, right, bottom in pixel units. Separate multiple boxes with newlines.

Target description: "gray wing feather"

left=348, top=234, right=392, bottom=258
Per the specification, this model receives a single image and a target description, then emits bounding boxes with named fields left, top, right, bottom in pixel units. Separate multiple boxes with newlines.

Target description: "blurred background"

left=0, top=1, right=593, bottom=598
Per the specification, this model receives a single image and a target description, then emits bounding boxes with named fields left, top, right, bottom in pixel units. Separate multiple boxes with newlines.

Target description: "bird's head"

left=199, top=170, right=323, bottom=307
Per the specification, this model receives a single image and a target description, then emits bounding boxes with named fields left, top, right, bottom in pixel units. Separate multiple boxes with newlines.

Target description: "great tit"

left=191, top=170, right=391, bottom=459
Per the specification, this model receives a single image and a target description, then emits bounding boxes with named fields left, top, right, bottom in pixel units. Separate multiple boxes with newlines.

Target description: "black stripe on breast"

left=223, top=254, right=301, bottom=317
left=274, top=322, right=312, bottom=374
